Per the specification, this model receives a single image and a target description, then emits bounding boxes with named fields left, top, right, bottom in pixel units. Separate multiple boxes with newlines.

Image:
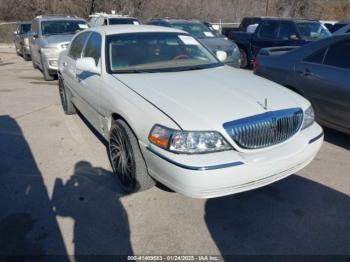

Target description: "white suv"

left=58, top=25, right=323, bottom=198
left=89, top=13, right=140, bottom=27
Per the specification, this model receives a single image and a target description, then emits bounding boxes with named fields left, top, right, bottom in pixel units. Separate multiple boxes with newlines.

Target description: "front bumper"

left=140, top=123, right=323, bottom=198
left=41, top=53, right=59, bottom=71
left=23, top=45, right=31, bottom=55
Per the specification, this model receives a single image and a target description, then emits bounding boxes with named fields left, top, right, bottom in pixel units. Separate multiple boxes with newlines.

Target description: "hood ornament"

left=258, top=98, right=268, bottom=110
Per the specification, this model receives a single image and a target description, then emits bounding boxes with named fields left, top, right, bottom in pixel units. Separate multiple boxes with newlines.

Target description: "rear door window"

left=324, top=40, right=350, bottom=70
left=277, top=22, right=298, bottom=41
left=69, top=32, right=90, bottom=60
left=257, top=21, right=279, bottom=40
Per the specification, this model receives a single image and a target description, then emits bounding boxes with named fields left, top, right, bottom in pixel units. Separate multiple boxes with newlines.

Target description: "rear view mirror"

left=216, top=50, right=227, bottom=63
left=76, top=57, right=101, bottom=75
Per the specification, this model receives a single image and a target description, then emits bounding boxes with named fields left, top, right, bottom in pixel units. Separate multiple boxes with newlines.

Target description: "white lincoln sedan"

left=58, top=25, right=323, bottom=198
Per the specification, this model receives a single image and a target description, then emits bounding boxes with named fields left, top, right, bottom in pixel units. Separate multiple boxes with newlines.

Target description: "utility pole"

left=265, top=0, right=269, bottom=16
left=89, top=0, right=95, bottom=15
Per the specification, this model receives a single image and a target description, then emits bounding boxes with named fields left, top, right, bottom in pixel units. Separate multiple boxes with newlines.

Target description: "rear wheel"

left=109, top=119, right=155, bottom=193
left=239, top=48, right=248, bottom=68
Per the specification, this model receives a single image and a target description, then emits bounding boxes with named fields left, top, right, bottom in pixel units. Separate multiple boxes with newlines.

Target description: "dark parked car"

left=333, top=21, right=350, bottom=35
left=147, top=19, right=241, bottom=67
left=229, top=18, right=331, bottom=68
left=331, top=20, right=350, bottom=33
left=254, top=35, right=350, bottom=135
left=13, top=21, right=32, bottom=61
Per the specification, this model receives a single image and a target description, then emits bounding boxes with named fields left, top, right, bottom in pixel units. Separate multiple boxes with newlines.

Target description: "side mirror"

left=289, top=34, right=299, bottom=41
left=216, top=50, right=227, bottom=63
left=13, top=31, right=18, bottom=35
left=76, top=57, right=101, bottom=75
left=29, top=32, right=38, bottom=38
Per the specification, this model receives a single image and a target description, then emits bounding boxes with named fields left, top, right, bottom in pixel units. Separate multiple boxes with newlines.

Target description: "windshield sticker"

left=133, top=21, right=140, bottom=25
left=178, top=35, right=200, bottom=45
left=78, top=24, right=88, bottom=29
left=204, top=31, right=215, bottom=37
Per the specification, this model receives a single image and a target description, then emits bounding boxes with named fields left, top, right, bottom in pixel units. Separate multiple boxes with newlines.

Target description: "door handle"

left=62, top=62, right=67, bottom=67
left=302, top=69, right=312, bottom=77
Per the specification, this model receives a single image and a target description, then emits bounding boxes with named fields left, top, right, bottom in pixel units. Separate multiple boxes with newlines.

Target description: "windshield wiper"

left=168, top=65, right=208, bottom=72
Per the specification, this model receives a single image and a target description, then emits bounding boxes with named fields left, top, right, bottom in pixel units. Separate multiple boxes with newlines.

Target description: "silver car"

left=13, top=21, right=32, bottom=61
left=29, top=15, right=88, bottom=81
left=147, top=19, right=241, bottom=68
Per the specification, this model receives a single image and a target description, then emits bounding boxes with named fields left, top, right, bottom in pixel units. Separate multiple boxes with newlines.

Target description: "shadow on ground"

left=52, top=161, right=133, bottom=258
left=323, top=128, right=350, bottom=150
left=205, top=175, right=350, bottom=255
left=0, top=115, right=67, bottom=261
left=0, top=115, right=133, bottom=260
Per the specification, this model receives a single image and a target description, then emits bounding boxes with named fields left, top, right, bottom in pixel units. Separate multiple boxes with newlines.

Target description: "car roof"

left=261, top=17, right=318, bottom=22
left=89, top=13, right=138, bottom=19
left=34, top=15, right=85, bottom=22
left=89, top=25, right=187, bottom=35
left=151, top=19, right=202, bottom=24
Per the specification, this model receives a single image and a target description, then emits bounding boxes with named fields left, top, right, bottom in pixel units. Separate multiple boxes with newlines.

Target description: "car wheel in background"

left=22, top=47, right=31, bottom=61
left=32, top=57, right=38, bottom=69
left=239, top=48, right=248, bottom=68
left=109, top=119, right=155, bottom=194
left=41, top=55, right=54, bottom=81
left=58, top=78, right=76, bottom=115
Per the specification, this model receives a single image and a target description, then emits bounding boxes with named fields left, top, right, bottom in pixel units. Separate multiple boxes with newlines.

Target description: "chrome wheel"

left=109, top=124, right=136, bottom=191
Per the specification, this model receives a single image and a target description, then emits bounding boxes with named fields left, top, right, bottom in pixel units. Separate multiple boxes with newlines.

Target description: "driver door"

left=75, top=32, right=103, bottom=132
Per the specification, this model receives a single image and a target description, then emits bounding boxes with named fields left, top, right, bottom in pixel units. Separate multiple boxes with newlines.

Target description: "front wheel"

left=58, top=77, right=76, bottom=115
left=239, top=48, right=248, bottom=68
left=109, top=119, right=155, bottom=193
left=22, top=47, right=31, bottom=61
left=41, top=55, right=54, bottom=81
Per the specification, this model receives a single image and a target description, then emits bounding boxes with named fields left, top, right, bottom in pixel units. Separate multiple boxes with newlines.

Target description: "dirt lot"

left=0, top=46, right=349, bottom=259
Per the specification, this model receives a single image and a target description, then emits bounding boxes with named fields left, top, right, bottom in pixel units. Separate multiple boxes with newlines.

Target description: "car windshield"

left=107, top=32, right=221, bottom=74
left=41, top=20, right=87, bottom=36
left=21, top=24, right=31, bottom=34
left=109, top=18, right=140, bottom=25
left=170, top=22, right=219, bottom=38
left=295, top=21, right=331, bottom=40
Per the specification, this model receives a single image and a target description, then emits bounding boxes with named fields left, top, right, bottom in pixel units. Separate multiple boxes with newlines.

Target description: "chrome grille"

left=223, top=108, right=303, bottom=149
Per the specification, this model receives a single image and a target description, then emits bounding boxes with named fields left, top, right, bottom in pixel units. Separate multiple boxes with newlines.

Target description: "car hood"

left=113, top=66, right=308, bottom=131
left=41, top=34, right=74, bottom=47
left=198, top=37, right=236, bottom=52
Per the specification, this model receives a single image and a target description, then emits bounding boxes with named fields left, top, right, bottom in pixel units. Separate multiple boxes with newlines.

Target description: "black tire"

left=109, top=119, right=155, bottom=193
left=41, top=55, right=54, bottom=81
left=239, top=48, right=248, bottom=68
left=58, top=77, right=76, bottom=115
left=22, top=47, right=31, bottom=61
left=32, top=57, right=38, bottom=69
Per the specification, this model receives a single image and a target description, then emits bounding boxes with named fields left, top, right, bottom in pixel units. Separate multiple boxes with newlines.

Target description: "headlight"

left=301, top=106, right=315, bottom=130
left=41, top=47, right=59, bottom=57
left=149, top=125, right=232, bottom=154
